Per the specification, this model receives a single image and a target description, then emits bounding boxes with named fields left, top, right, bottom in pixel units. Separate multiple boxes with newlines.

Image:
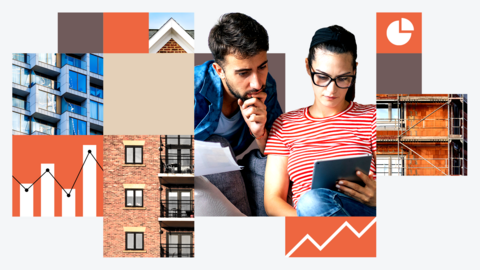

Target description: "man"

left=194, top=13, right=283, bottom=216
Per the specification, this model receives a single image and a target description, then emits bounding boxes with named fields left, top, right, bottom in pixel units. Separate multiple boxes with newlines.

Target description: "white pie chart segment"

left=387, top=19, right=413, bottom=46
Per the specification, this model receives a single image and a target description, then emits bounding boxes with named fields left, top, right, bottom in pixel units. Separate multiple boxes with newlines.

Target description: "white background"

left=1, top=0, right=479, bottom=269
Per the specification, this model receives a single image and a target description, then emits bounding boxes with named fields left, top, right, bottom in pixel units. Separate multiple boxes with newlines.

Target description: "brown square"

left=58, top=13, right=103, bottom=53
left=377, top=53, right=422, bottom=94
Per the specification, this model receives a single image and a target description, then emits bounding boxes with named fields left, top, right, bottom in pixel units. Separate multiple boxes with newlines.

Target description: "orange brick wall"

left=157, top=38, right=187, bottom=53
left=103, top=135, right=161, bottom=258
left=404, top=103, right=448, bottom=137
left=378, top=142, right=448, bottom=175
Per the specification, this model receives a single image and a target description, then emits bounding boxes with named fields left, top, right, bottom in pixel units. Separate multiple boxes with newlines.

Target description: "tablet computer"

left=311, top=154, right=372, bottom=190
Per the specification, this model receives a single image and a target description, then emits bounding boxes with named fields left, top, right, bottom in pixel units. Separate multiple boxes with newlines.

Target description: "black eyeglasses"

left=310, top=69, right=356, bottom=89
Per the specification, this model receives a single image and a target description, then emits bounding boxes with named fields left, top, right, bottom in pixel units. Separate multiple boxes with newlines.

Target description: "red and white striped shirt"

left=264, top=102, right=377, bottom=208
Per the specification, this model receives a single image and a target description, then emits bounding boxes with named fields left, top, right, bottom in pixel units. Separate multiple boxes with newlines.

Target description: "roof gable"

left=149, top=18, right=194, bottom=53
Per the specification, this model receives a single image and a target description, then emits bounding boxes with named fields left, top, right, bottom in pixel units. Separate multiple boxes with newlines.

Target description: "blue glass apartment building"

left=12, top=53, right=104, bottom=135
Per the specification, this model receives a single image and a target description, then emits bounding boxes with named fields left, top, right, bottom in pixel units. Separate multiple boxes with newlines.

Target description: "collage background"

left=1, top=0, right=479, bottom=269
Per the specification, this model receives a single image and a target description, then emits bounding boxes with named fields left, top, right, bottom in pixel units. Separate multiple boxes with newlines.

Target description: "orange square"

left=377, top=13, right=422, bottom=54
left=285, top=217, right=376, bottom=257
left=104, top=13, right=149, bottom=53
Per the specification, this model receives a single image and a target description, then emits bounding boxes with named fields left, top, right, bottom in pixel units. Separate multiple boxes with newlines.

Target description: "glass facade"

left=12, top=53, right=103, bottom=136
left=31, top=118, right=57, bottom=135
left=38, top=53, right=57, bottom=66
left=61, top=54, right=86, bottom=70
left=12, top=112, right=30, bottom=134
left=38, top=91, right=58, bottom=113
left=13, top=53, right=29, bottom=64
left=62, top=98, right=86, bottom=116
left=90, top=55, right=104, bottom=75
left=69, top=117, right=87, bottom=135
left=12, top=65, right=30, bottom=86
left=90, top=86, right=103, bottom=98
left=69, top=70, right=87, bottom=93
left=90, top=100, right=103, bottom=121
left=12, top=96, right=28, bottom=110
left=32, top=73, right=60, bottom=90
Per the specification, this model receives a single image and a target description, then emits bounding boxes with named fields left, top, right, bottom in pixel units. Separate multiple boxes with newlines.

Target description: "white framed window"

left=377, top=103, right=402, bottom=130
left=377, top=155, right=404, bottom=176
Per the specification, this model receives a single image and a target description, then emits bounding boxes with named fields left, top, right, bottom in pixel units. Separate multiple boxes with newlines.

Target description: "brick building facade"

left=103, top=135, right=194, bottom=258
left=377, top=94, right=467, bottom=176
left=157, top=38, right=187, bottom=53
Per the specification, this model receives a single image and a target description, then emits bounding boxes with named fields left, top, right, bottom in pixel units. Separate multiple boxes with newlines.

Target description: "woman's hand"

left=336, top=171, right=376, bottom=207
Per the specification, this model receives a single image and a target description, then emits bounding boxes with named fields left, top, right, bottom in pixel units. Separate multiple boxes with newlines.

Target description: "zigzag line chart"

left=286, top=218, right=377, bottom=257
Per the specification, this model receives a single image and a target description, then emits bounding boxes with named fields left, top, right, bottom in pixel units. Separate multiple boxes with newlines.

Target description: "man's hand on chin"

left=238, top=91, right=268, bottom=137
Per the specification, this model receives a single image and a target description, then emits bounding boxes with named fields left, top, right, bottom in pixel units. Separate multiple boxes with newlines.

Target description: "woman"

left=263, top=25, right=377, bottom=217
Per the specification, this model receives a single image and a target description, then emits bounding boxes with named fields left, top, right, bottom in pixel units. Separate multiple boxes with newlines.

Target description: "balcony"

left=62, top=99, right=87, bottom=117
left=12, top=98, right=29, bottom=111
left=31, top=75, right=60, bottom=90
left=90, top=86, right=103, bottom=99
left=13, top=53, right=29, bottom=64
left=160, top=244, right=194, bottom=258
left=161, top=156, right=194, bottom=174
left=161, top=200, right=194, bottom=218
left=61, top=54, right=86, bottom=70
left=31, top=122, right=58, bottom=135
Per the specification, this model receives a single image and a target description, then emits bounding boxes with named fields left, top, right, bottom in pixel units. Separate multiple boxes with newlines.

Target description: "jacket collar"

left=199, top=61, right=223, bottom=110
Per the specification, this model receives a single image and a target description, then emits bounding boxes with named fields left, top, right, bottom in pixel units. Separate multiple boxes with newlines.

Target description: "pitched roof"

left=149, top=18, right=195, bottom=53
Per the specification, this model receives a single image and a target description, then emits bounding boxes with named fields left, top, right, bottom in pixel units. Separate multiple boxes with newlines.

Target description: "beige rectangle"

left=105, top=54, right=194, bottom=135
left=123, top=184, right=146, bottom=189
left=122, top=140, right=145, bottom=146
left=123, top=227, right=146, bottom=232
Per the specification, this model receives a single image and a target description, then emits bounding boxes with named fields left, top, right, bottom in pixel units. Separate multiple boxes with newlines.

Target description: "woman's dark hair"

left=308, top=25, right=357, bottom=102
left=208, top=13, right=269, bottom=66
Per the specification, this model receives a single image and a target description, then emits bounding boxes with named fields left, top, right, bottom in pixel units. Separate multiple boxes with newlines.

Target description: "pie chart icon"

left=387, top=18, right=414, bottom=46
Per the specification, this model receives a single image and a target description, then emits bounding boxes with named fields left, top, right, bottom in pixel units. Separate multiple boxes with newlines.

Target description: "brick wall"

left=103, top=135, right=161, bottom=258
left=378, top=142, right=448, bottom=175
left=157, top=38, right=187, bottom=53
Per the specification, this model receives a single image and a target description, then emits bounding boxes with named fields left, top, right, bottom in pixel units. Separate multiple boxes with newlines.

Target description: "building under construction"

left=377, top=94, right=467, bottom=176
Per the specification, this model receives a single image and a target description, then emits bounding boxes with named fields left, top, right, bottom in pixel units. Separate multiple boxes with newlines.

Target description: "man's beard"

left=224, top=75, right=265, bottom=102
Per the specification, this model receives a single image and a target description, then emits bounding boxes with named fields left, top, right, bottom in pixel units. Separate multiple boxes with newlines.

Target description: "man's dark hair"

left=307, top=25, right=357, bottom=102
left=208, top=13, right=269, bottom=66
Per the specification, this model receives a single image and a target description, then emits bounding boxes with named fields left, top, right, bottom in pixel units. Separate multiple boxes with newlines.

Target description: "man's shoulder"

left=265, top=72, right=277, bottom=93
left=194, top=60, right=216, bottom=93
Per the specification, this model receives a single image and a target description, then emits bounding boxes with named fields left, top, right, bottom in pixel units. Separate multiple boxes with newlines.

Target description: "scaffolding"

left=377, top=94, right=467, bottom=176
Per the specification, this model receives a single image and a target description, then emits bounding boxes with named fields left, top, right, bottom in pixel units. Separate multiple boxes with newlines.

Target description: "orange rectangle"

left=286, top=217, right=376, bottom=257
left=377, top=13, right=422, bottom=54
left=104, top=13, right=149, bottom=53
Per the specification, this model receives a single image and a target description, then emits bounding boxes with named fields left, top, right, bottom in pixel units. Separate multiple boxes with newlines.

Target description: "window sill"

left=123, top=207, right=146, bottom=210
left=123, top=250, right=146, bottom=253
left=122, top=164, right=146, bottom=167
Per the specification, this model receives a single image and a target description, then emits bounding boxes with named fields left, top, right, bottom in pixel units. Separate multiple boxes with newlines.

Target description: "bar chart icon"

left=12, top=136, right=103, bottom=217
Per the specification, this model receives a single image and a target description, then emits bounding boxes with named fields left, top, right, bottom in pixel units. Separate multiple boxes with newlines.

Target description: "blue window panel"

left=12, top=65, right=21, bottom=84
left=90, top=55, right=98, bottom=74
left=69, top=118, right=87, bottom=135
left=69, top=117, right=76, bottom=135
left=90, top=100, right=98, bottom=120
left=99, top=57, right=104, bottom=76
left=78, top=119, right=87, bottom=135
left=99, top=103, right=103, bottom=121
left=22, top=115, right=30, bottom=134
left=12, top=112, right=20, bottom=132
left=21, top=67, right=30, bottom=86
left=69, top=70, right=77, bottom=90
left=78, top=73, right=87, bottom=93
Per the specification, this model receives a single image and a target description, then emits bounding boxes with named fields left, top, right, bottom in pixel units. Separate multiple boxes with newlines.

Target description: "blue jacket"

left=194, top=60, right=283, bottom=156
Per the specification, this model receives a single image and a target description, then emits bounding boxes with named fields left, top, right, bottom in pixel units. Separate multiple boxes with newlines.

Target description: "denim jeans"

left=296, top=188, right=376, bottom=216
